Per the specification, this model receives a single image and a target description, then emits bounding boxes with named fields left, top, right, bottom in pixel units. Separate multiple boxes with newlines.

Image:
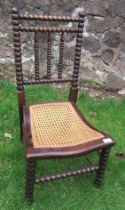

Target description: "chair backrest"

left=12, top=7, right=84, bottom=131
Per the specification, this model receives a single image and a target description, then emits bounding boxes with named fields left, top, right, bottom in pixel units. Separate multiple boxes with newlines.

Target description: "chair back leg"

left=25, top=160, right=36, bottom=204
left=94, top=147, right=111, bottom=187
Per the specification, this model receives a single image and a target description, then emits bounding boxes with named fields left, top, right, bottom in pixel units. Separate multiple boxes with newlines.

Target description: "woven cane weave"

left=29, top=102, right=104, bottom=148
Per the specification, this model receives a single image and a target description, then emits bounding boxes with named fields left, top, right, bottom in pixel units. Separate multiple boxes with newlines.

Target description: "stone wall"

left=0, top=0, right=125, bottom=95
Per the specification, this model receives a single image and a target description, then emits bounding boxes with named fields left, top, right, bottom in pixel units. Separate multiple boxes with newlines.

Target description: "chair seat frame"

left=23, top=101, right=114, bottom=159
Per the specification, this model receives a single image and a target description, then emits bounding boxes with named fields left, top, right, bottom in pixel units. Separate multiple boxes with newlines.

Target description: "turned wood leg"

left=94, top=147, right=111, bottom=187
left=20, top=123, right=23, bottom=140
left=25, top=160, right=36, bottom=204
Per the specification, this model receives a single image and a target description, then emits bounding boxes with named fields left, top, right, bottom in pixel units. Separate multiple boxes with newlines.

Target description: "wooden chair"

left=12, top=7, right=115, bottom=204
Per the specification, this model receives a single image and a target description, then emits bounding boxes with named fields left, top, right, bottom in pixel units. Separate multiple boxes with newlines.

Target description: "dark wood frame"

left=12, top=7, right=115, bottom=204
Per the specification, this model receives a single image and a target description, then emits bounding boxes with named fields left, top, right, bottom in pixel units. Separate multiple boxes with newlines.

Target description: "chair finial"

left=79, top=12, right=85, bottom=19
left=12, top=7, right=18, bottom=13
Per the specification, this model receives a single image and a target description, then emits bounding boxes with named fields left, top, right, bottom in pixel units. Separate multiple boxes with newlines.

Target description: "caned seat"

left=29, top=102, right=104, bottom=148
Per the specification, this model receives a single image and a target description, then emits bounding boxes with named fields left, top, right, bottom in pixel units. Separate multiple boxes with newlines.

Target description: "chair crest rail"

left=18, top=14, right=80, bottom=22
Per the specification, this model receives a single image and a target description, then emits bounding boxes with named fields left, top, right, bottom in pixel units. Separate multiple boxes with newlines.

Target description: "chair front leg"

left=25, top=160, right=36, bottom=204
left=94, top=147, right=111, bottom=187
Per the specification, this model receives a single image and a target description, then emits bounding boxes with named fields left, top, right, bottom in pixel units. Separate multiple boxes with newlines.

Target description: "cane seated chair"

left=12, top=7, right=115, bottom=204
